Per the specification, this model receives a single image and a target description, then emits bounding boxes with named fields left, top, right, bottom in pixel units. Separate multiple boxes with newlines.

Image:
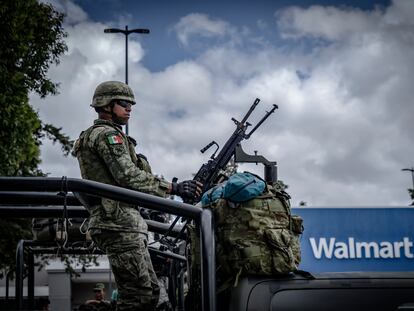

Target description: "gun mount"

left=234, top=143, right=277, bottom=184
left=193, top=98, right=278, bottom=199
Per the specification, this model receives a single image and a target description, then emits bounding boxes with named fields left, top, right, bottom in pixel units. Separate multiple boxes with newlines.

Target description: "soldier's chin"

left=112, top=116, right=128, bottom=125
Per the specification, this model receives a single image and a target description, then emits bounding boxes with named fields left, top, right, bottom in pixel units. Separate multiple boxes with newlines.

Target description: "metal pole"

left=0, top=177, right=202, bottom=219
left=104, top=25, right=149, bottom=136
left=200, top=208, right=216, bottom=311
left=6, top=270, right=11, bottom=307
left=125, top=25, right=129, bottom=85
left=109, top=268, right=112, bottom=303
left=28, top=249, right=35, bottom=310
left=125, top=25, right=129, bottom=135
left=16, top=240, right=25, bottom=310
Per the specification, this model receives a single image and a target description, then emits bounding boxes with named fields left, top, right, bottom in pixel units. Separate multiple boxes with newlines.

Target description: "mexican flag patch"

left=107, top=134, right=123, bottom=145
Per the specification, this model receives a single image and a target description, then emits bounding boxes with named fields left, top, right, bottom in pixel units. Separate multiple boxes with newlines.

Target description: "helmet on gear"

left=91, top=81, right=136, bottom=108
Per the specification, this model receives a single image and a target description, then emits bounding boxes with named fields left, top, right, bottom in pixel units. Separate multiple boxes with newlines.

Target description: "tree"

left=277, top=180, right=289, bottom=191
left=408, top=189, right=414, bottom=206
left=0, top=0, right=72, bottom=276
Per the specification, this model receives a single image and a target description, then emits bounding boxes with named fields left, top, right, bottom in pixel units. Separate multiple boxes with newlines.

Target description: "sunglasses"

left=114, top=100, right=132, bottom=109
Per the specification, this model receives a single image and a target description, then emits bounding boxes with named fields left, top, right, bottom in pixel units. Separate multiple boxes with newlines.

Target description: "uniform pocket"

left=110, top=144, right=127, bottom=156
left=290, top=215, right=304, bottom=266
left=264, top=228, right=296, bottom=273
left=222, top=238, right=273, bottom=276
left=101, top=198, right=119, bottom=220
left=291, top=215, right=304, bottom=234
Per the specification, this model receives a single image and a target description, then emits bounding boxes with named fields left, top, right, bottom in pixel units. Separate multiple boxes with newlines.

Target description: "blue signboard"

left=292, top=207, right=414, bottom=272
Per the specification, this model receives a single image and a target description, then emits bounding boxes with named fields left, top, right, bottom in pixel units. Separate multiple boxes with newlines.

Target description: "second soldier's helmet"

left=91, top=81, right=136, bottom=108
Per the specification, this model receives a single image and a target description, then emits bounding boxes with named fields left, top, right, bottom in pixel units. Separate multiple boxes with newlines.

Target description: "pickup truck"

left=1, top=176, right=414, bottom=311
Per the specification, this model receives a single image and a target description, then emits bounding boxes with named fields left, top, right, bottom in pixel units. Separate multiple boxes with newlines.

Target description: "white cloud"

left=30, top=1, right=145, bottom=175
left=32, top=0, right=414, bottom=207
left=43, top=0, right=88, bottom=24
left=384, top=0, right=414, bottom=25
left=172, top=13, right=239, bottom=47
left=275, top=5, right=382, bottom=41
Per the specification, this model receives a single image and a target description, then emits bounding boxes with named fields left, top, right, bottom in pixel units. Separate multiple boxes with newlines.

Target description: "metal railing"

left=0, top=176, right=216, bottom=311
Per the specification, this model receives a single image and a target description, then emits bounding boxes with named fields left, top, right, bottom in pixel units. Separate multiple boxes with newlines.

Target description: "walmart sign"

left=292, top=207, right=414, bottom=272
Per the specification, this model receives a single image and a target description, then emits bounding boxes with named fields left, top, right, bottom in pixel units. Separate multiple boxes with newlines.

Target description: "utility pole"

left=104, top=25, right=149, bottom=135
left=402, top=167, right=414, bottom=205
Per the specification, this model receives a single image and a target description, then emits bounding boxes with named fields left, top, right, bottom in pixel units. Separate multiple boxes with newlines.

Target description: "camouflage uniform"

left=91, top=300, right=112, bottom=311
left=74, top=118, right=170, bottom=311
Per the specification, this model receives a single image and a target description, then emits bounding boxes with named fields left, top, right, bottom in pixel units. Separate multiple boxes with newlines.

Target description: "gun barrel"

left=240, top=98, right=260, bottom=125
left=246, top=104, right=278, bottom=138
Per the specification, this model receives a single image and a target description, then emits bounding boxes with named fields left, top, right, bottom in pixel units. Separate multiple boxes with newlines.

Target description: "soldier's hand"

left=171, top=180, right=203, bottom=200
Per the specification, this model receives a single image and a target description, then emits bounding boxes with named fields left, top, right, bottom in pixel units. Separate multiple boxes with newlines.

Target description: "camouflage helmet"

left=91, top=81, right=136, bottom=108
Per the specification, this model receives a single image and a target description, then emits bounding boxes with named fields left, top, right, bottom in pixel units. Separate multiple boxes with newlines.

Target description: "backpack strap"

left=293, top=269, right=316, bottom=280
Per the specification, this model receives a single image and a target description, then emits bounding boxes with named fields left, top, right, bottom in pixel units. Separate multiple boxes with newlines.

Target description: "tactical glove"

left=171, top=180, right=200, bottom=200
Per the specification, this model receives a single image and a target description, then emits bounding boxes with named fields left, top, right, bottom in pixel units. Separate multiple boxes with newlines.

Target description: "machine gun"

left=164, top=98, right=278, bottom=246
left=188, top=98, right=278, bottom=203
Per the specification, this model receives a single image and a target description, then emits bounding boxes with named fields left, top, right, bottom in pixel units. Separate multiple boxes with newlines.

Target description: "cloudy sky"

left=32, top=0, right=414, bottom=207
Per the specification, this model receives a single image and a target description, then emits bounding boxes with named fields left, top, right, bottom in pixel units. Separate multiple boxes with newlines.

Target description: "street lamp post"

left=402, top=167, right=414, bottom=190
left=104, top=25, right=150, bottom=135
left=402, top=167, right=414, bottom=205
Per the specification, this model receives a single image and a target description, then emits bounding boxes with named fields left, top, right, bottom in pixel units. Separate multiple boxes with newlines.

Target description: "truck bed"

left=229, top=272, right=414, bottom=311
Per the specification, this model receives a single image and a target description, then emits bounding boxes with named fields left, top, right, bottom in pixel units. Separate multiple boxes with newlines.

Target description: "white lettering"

left=356, top=242, right=380, bottom=258
left=349, top=237, right=355, bottom=259
left=404, top=237, right=414, bottom=258
left=334, top=242, right=349, bottom=259
left=309, top=237, right=335, bottom=259
left=379, top=242, right=394, bottom=258
left=394, top=241, right=404, bottom=257
left=309, top=237, right=414, bottom=260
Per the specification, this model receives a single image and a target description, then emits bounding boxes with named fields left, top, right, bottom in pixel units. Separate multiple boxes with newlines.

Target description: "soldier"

left=73, top=81, right=202, bottom=311
left=85, top=283, right=111, bottom=311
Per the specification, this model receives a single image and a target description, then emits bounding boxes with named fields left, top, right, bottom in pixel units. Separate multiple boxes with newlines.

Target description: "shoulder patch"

left=106, top=133, right=124, bottom=145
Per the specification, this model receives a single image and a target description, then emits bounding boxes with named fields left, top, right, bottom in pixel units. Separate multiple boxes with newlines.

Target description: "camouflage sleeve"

left=91, top=128, right=169, bottom=197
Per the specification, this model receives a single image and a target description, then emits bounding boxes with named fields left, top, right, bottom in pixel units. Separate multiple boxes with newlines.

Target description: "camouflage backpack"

left=186, top=178, right=304, bottom=300
left=209, top=181, right=303, bottom=288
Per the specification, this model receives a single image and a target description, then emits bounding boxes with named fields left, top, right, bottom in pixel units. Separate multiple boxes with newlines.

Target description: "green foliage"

left=408, top=188, right=414, bottom=206
left=42, top=123, right=74, bottom=156
left=0, top=218, right=32, bottom=278
left=0, top=0, right=71, bottom=177
left=0, top=0, right=72, bottom=275
left=61, top=254, right=100, bottom=277
left=0, top=0, right=67, bottom=98
left=277, top=180, right=289, bottom=191
left=0, top=102, right=43, bottom=176
left=37, top=251, right=100, bottom=278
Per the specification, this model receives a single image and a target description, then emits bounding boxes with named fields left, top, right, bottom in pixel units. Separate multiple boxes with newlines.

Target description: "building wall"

left=0, top=256, right=114, bottom=311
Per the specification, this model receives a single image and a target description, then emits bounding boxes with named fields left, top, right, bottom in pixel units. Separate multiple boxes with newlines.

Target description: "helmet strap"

left=109, top=102, right=126, bottom=126
left=96, top=106, right=112, bottom=118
